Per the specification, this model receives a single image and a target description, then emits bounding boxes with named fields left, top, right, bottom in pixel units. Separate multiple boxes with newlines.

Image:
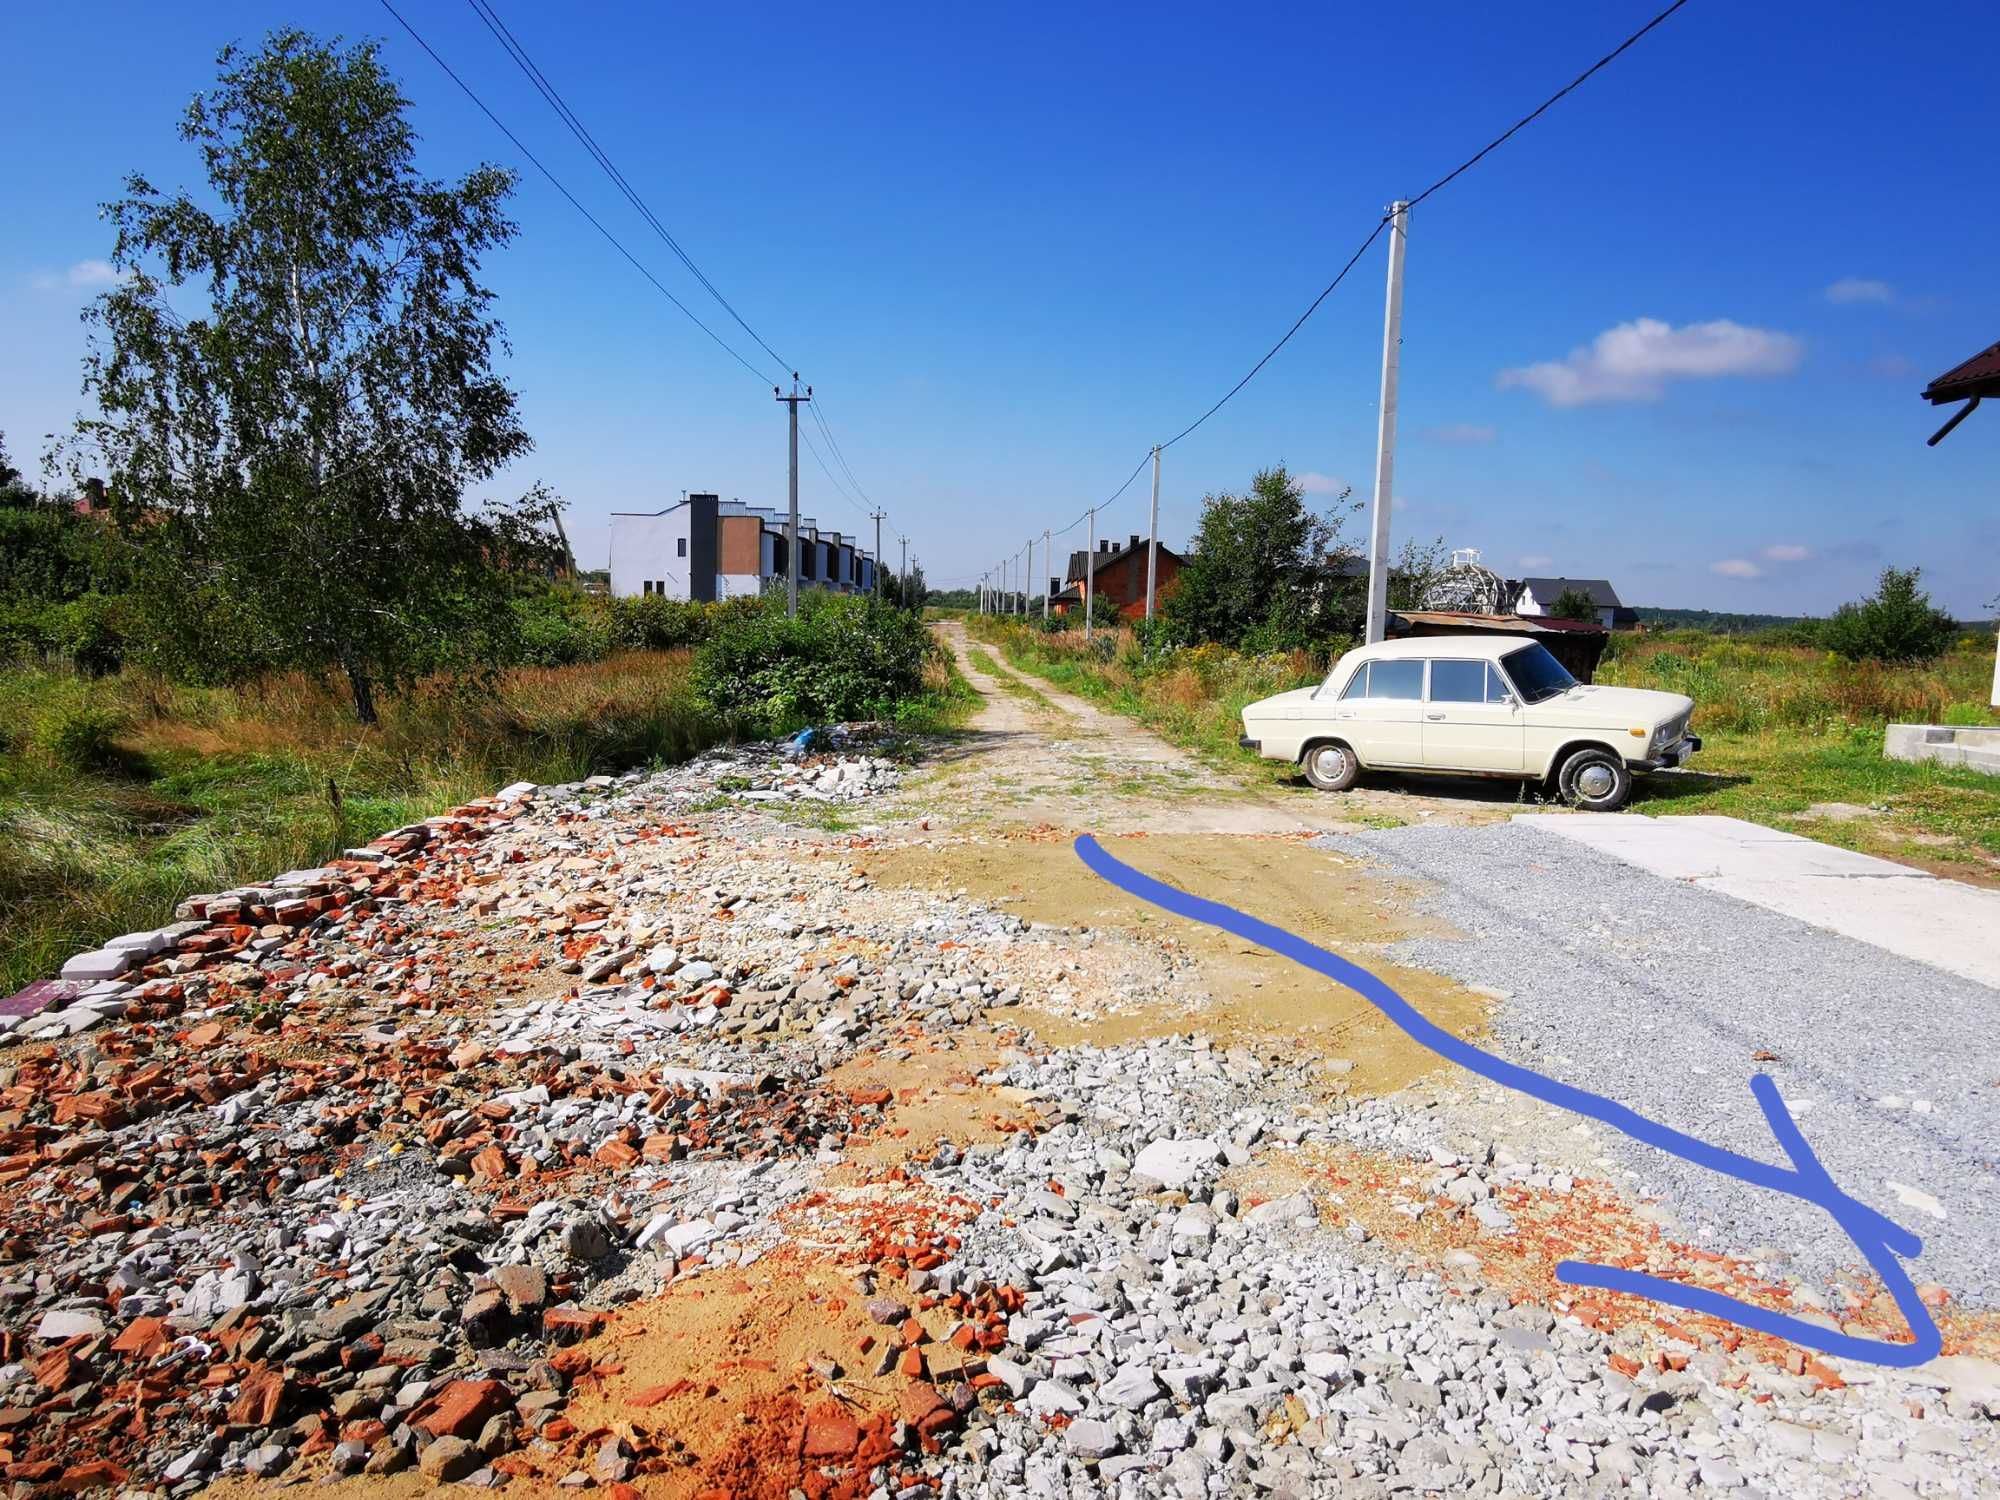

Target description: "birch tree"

left=73, top=31, right=558, bottom=721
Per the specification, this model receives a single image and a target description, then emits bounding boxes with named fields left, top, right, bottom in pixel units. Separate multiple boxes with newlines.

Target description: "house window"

left=642, top=580, right=653, bottom=596
left=677, top=537, right=688, bottom=558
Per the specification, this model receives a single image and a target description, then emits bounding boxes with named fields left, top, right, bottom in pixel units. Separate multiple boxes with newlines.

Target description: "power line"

left=1158, top=217, right=1391, bottom=454
left=1073, top=1, right=1692, bottom=530
left=462, top=0, right=791, bottom=374
left=1405, top=0, right=1690, bottom=211
left=806, top=398, right=876, bottom=513
left=376, top=0, right=775, bottom=386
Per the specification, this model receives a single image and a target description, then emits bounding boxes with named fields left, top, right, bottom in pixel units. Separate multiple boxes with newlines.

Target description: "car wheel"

left=1301, top=742, right=1359, bottom=792
left=1559, top=748, right=1632, bottom=812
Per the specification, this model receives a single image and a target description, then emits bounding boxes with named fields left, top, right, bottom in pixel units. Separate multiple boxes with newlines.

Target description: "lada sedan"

left=1239, top=635, right=1698, bottom=811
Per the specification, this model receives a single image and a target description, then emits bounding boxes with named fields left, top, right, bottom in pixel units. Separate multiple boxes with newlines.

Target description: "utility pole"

left=898, top=534, right=909, bottom=602
left=1042, top=528, right=1052, bottom=621
left=775, top=376, right=812, bottom=617
left=868, top=507, right=886, bottom=596
left=1145, top=445, right=1161, bottom=621
left=1364, top=202, right=1408, bottom=646
left=1084, top=507, right=1095, bottom=641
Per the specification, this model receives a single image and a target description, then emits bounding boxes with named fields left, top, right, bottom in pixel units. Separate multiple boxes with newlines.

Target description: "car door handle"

left=1425, top=712, right=1446, bottom=720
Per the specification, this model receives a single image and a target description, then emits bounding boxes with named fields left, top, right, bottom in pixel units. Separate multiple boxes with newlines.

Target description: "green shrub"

left=692, top=593, right=939, bottom=735
left=39, top=702, right=129, bottom=772
left=509, top=592, right=611, bottom=667
left=608, top=594, right=714, bottom=652
left=1821, top=567, right=1958, bottom=664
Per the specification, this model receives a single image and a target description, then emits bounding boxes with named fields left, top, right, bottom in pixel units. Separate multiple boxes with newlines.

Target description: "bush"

left=692, top=593, right=939, bottom=735
left=608, top=594, right=713, bottom=652
left=509, top=592, right=611, bottom=667
left=39, top=702, right=129, bottom=772
left=1821, top=567, right=1958, bottom=664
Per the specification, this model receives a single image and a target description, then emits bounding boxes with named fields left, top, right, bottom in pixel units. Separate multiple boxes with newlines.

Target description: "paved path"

left=1519, top=812, right=2000, bottom=990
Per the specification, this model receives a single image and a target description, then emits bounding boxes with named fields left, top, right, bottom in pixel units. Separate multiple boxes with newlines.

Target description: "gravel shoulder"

left=0, top=646, right=1994, bottom=1499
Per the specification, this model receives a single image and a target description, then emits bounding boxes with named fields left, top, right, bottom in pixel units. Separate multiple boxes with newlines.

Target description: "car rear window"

left=1428, top=659, right=1488, bottom=703
left=1364, top=659, right=1423, bottom=700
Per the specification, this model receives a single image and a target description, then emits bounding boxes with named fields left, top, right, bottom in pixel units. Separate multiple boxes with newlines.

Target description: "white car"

left=1238, top=635, right=1699, bottom=811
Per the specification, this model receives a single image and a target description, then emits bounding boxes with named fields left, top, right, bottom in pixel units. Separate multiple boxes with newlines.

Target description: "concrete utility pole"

left=775, top=376, right=812, bottom=617
left=1084, top=506, right=1096, bottom=641
left=1364, top=202, right=1408, bottom=646
left=1042, top=528, right=1052, bottom=621
left=1145, top=446, right=1162, bottom=621
left=898, top=534, right=909, bottom=600
left=868, top=507, right=886, bottom=595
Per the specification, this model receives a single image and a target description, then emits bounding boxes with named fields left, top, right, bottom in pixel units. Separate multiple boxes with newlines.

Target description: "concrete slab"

left=1515, top=813, right=2000, bottom=991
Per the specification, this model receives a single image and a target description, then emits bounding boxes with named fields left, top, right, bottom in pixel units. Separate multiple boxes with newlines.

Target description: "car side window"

left=1367, top=659, right=1424, bottom=700
left=1428, top=659, right=1487, bottom=703
left=1484, top=664, right=1513, bottom=703
left=1339, top=664, right=1370, bottom=700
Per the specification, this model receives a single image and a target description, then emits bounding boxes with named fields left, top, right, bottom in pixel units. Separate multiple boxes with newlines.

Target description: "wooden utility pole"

left=775, top=376, right=812, bottom=617
left=1364, top=203, right=1408, bottom=645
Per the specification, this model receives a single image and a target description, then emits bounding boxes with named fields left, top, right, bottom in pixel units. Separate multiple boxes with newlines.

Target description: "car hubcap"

left=1315, top=749, right=1344, bottom=779
left=1576, top=763, right=1616, bottom=799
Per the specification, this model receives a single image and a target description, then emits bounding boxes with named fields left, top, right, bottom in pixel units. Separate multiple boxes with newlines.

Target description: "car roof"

left=1337, top=634, right=1539, bottom=664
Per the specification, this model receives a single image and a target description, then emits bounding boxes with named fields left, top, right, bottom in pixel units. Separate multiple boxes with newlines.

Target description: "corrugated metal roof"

left=1391, top=610, right=1607, bottom=636
left=1923, top=339, right=2000, bottom=404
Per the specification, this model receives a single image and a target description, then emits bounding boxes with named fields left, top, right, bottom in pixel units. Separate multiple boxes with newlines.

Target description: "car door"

left=1420, top=659, right=1525, bottom=771
left=1336, top=657, right=1425, bottom=766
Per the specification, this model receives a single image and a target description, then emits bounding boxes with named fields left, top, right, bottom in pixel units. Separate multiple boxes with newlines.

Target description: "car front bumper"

left=1238, top=735, right=1261, bottom=752
left=1636, top=733, right=1702, bottom=771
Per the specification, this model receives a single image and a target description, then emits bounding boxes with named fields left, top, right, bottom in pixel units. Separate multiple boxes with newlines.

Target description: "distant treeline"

left=1631, top=607, right=1816, bottom=633
left=1634, top=606, right=1994, bottom=636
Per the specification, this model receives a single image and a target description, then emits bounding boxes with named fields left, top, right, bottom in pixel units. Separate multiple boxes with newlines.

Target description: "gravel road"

left=1319, top=820, right=2000, bottom=1307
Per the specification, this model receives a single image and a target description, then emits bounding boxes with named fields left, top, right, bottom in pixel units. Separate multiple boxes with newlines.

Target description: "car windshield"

left=1500, top=643, right=1577, bottom=703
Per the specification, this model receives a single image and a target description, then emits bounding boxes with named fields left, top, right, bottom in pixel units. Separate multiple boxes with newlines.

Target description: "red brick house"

left=1048, top=534, right=1185, bottom=620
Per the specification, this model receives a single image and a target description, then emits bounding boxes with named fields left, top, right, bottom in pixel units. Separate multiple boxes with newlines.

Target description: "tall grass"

left=1597, top=632, right=1996, bottom=735
left=0, top=654, right=716, bottom=990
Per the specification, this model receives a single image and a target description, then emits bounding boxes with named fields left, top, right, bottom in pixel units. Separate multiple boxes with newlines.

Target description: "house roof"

left=1517, top=576, right=1624, bottom=608
left=1923, top=339, right=2000, bottom=405
left=1064, top=538, right=1183, bottom=580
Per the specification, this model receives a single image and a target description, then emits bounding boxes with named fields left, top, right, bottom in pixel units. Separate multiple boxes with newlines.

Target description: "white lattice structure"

left=1418, top=548, right=1510, bottom=615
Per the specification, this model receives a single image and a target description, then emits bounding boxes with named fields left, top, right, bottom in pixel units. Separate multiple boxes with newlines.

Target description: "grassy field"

left=0, top=649, right=975, bottom=992
left=968, top=617, right=2000, bottom=876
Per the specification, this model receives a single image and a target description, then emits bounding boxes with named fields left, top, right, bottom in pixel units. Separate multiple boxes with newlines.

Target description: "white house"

left=608, top=494, right=876, bottom=602
left=1511, top=576, right=1637, bottom=630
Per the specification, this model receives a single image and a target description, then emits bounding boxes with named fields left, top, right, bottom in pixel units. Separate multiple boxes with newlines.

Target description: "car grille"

left=1656, top=711, right=1689, bottom=747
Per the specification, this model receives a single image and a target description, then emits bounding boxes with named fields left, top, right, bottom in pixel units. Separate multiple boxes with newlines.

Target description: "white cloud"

left=1296, top=471, right=1350, bottom=496
left=1517, top=554, right=1553, bottom=569
left=1420, top=423, right=1497, bottom=445
left=1497, top=318, right=1804, bottom=406
left=1761, top=543, right=1812, bottom=563
left=31, top=258, right=127, bottom=291
left=1710, top=558, right=1764, bottom=579
left=1825, top=277, right=1895, bottom=306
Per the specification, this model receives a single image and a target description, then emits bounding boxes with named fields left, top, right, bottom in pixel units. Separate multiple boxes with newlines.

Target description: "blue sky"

left=3, top=1, right=1996, bottom=615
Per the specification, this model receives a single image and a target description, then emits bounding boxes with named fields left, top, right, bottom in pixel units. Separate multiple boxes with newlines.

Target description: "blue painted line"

left=1073, top=834, right=1944, bottom=1368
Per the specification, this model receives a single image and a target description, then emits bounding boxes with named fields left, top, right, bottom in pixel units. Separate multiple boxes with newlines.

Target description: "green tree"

left=1821, top=567, right=1958, bottom=664
left=1550, top=586, right=1599, bottom=623
left=1164, top=466, right=1358, bottom=650
left=70, top=31, right=558, bottom=723
left=1388, top=534, right=1450, bottom=611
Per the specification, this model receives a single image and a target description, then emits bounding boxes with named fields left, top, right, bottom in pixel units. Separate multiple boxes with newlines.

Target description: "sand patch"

left=826, top=1026, right=1042, bottom=1166
left=866, top=832, right=1487, bottom=1095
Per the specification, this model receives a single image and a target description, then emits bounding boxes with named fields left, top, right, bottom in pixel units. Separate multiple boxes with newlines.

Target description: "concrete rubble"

left=0, top=727, right=1992, bottom=1497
